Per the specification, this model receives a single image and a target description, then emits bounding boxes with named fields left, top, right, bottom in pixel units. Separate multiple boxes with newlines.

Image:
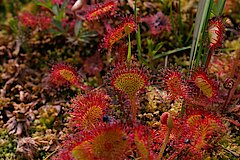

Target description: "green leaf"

left=127, top=33, right=131, bottom=62
left=52, top=5, right=59, bottom=16
left=52, top=19, right=64, bottom=32
left=57, top=0, right=68, bottom=20
left=136, top=25, right=143, bottom=63
left=152, top=42, right=164, bottom=56
left=48, top=28, right=62, bottom=36
left=74, top=20, right=82, bottom=37
left=196, top=0, right=213, bottom=67
left=212, top=0, right=226, bottom=16
left=153, top=46, right=191, bottom=60
left=34, top=0, right=52, bottom=10
left=9, top=19, right=18, bottom=33
left=147, top=39, right=153, bottom=55
left=146, top=39, right=163, bottom=57
left=189, top=0, right=213, bottom=70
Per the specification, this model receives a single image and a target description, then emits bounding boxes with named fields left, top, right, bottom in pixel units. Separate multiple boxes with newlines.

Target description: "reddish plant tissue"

left=54, top=124, right=130, bottom=160
left=70, top=91, right=110, bottom=131
left=19, top=12, right=51, bottom=30
left=160, top=112, right=170, bottom=125
left=90, top=124, right=129, bottom=160
left=161, top=68, right=188, bottom=100
left=175, top=109, right=225, bottom=159
left=49, top=63, right=80, bottom=87
left=133, top=125, right=155, bottom=160
left=53, top=131, right=91, bottom=160
left=155, top=110, right=225, bottom=160
left=140, top=11, right=172, bottom=35
left=84, top=0, right=118, bottom=21
left=83, top=53, right=103, bottom=76
left=102, top=17, right=137, bottom=49
left=190, top=68, right=219, bottom=101
left=51, top=0, right=64, bottom=5
left=109, top=62, right=148, bottom=98
left=208, top=18, right=225, bottom=49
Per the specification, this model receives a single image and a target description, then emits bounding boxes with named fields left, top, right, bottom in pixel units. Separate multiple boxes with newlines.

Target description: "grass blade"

left=136, top=25, right=143, bottom=63
left=189, top=0, right=212, bottom=70
left=215, top=0, right=226, bottom=16
left=152, top=46, right=191, bottom=60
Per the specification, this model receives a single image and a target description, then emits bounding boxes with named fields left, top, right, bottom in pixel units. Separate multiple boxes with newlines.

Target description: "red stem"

left=130, top=96, right=137, bottom=123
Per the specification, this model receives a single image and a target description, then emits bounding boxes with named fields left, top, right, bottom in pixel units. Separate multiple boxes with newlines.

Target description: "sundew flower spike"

left=85, top=0, right=118, bottom=21
left=102, top=17, right=137, bottom=49
left=208, top=18, right=225, bottom=49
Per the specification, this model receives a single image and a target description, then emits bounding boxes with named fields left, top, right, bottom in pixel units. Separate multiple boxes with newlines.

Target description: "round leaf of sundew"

left=91, top=126, right=129, bottom=160
left=113, top=72, right=145, bottom=98
left=72, top=141, right=92, bottom=160
left=80, top=105, right=103, bottom=130
left=59, top=69, right=77, bottom=84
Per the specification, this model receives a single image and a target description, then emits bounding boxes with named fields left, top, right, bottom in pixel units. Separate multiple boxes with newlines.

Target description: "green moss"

left=0, top=129, right=16, bottom=160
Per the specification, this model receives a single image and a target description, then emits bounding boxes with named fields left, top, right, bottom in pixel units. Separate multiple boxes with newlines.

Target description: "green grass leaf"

left=189, top=0, right=213, bottom=70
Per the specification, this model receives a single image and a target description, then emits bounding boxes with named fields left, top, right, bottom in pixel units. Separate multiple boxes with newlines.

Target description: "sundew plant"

left=0, top=0, right=239, bottom=160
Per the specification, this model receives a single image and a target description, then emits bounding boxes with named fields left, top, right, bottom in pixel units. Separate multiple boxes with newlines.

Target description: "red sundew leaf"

left=51, top=0, right=64, bottom=5
left=208, top=18, right=225, bottom=50
left=49, top=63, right=80, bottom=87
left=208, top=53, right=235, bottom=81
left=160, top=68, right=189, bottom=100
left=115, top=42, right=128, bottom=64
left=101, top=17, right=137, bottom=49
left=71, top=141, right=93, bottom=160
left=70, top=91, right=110, bottom=131
left=90, top=124, right=129, bottom=160
left=190, top=68, right=219, bottom=101
left=37, top=14, right=52, bottom=30
left=165, top=109, right=226, bottom=159
left=194, top=76, right=214, bottom=98
left=109, top=62, right=149, bottom=99
left=53, top=123, right=130, bottom=160
left=52, top=132, right=87, bottom=160
left=107, top=62, right=150, bottom=122
left=133, top=125, right=156, bottom=160
left=185, top=110, right=226, bottom=150
left=85, top=0, right=118, bottom=21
